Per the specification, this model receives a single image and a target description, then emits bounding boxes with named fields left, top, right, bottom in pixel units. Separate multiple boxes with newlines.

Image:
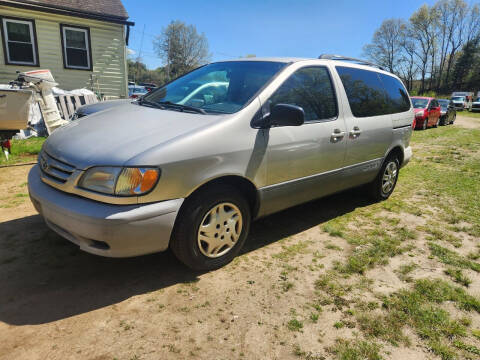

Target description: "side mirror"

left=268, top=104, right=305, bottom=127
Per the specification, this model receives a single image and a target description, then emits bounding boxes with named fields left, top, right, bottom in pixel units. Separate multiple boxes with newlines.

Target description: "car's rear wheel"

left=368, top=155, right=400, bottom=202
left=170, top=185, right=251, bottom=271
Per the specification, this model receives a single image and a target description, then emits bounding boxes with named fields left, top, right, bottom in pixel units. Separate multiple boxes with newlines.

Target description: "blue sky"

left=123, top=0, right=439, bottom=69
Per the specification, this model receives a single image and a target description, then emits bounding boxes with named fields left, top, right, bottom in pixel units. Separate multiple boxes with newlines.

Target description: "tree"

left=444, top=0, right=469, bottom=90
left=363, top=18, right=406, bottom=73
left=452, top=37, right=480, bottom=89
left=127, top=59, right=168, bottom=86
left=398, top=28, right=418, bottom=91
left=409, top=5, right=436, bottom=94
left=153, top=20, right=210, bottom=80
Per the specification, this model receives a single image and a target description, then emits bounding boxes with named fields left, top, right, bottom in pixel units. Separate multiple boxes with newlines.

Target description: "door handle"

left=330, top=128, right=345, bottom=142
left=349, top=126, right=362, bottom=139
left=0, top=94, right=6, bottom=98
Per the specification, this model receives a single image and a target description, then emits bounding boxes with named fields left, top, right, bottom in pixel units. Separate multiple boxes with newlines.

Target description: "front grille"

left=39, top=152, right=75, bottom=184
left=472, top=104, right=480, bottom=109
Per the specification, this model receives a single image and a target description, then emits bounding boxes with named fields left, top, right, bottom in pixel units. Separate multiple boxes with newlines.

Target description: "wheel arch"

left=180, top=175, right=260, bottom=219
left=385, top=145, right=405, bottom=166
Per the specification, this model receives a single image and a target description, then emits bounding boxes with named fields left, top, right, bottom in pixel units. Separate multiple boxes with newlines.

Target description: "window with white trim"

left=1, top=17, right=38, bottom=65
left=61, top=25, right=91, bottom=70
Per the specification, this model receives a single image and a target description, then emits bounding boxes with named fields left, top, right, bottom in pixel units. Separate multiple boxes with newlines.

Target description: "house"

left=0, top=0, right=134, bottom=99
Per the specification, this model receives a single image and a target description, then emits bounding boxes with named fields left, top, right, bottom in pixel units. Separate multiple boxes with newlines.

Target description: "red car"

left=411, top=97, right=441, bottom=130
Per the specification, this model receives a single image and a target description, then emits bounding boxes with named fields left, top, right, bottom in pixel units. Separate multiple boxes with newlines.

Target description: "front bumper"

left=28, top=165, right=183, bottom=257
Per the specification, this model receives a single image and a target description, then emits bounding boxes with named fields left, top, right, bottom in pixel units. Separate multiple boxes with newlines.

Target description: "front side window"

left=1, top=17, right=38, bottom=65
left=61, top=25, right=91, bottom=70
left=268, top=66, right=337, bottom=122
left=143, top=61, right=287, bottom=114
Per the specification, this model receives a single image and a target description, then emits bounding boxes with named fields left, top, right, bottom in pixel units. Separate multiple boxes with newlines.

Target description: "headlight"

left=415, top=110, right=424, bottom=118
left=79, top=167, right=160, bottom=196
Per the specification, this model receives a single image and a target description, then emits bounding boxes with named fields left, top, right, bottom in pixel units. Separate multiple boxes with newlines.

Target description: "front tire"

left=170, top=185, right=251, bottom=271
left=423, top=118, right=428, bottom=130
left=368, top=156, right=400, bottom=202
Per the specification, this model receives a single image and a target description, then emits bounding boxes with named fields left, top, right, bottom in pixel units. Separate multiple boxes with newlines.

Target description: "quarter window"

left=268, top=66, right=337, bottom=122
left=336, top=66, right=388, bottom=117
left=1, top=17, right=38, bottom=65
left=61, top=25, right=91, bottom=70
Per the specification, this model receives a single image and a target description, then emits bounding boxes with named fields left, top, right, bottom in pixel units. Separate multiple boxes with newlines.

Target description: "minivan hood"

left=413, top=108, right=426, bottom=113
left=44, top=102, right=223, bottom=169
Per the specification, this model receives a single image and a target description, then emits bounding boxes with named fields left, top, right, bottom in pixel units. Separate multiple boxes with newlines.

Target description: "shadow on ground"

left=0, top=189, right=373, bottom=325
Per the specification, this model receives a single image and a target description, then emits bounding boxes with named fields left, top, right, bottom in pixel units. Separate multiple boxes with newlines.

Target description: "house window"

left=60, top=24, right=92, bottom=70
left=1, top=17, right=38, bottom=66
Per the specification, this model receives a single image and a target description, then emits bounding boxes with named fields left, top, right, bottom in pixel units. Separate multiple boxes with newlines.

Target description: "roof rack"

left=318, top=54, right=384, bottom=70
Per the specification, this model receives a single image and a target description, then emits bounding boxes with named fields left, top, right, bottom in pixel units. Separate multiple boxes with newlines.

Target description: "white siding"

left=0, top=6, right=128, bottom=98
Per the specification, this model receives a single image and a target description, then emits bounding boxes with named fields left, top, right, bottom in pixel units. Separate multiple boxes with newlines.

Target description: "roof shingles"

left=10, top=0, right=129, bottom=19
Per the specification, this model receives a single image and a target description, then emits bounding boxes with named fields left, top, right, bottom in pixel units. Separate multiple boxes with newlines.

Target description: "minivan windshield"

left=142, top=61, right=287, bottom=114
left=411, top=98, right=429, bottom=109
left=452, top=96, right=465, bottom=101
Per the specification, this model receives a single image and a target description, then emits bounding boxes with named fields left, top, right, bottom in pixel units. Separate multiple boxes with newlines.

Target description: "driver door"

left=260, top=66, right=347, bottom=214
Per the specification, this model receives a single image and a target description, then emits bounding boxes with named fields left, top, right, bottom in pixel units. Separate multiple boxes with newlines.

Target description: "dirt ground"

left=0, top=115, right=479, bottom=360
left=454, top=113, right=480, bottom=129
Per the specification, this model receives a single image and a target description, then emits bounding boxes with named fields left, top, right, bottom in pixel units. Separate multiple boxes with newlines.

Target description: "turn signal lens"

left=115, top=168, right=159, bottom=196
left=141, top=169, right=159, bottom=193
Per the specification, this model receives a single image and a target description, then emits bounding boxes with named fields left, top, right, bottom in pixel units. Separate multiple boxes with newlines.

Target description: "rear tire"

left=368, top=155, right=400, bottom=202
left=170, top=185, right=251, bottom=271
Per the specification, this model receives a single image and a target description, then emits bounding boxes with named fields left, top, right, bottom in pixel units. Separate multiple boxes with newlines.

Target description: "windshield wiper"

left=137, top=98, right=165, bottom=109
left=158, top=101, right=207, bottom=114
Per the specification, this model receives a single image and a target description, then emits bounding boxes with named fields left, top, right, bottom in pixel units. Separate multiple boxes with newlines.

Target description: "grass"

left=355, top=279, right=480, bottom=359
left=0, top=137, right=45, bottom=165
left=461, top=111, right=480, bottom=119
left=396, top=263, right=417, bottom=282
left=272, top=241, right=311, bottom=261
left=429, top=243, right=480, bottom=272
left=287, top=318, right=303, bottom=332
left=329, top=339, right=382, bottom=360
left=444, top=268, right=472, bottom=287
left=336, top=229, right=414, bottom=274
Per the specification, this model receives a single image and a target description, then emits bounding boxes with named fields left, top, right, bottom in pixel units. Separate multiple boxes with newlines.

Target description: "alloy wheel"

left=382, top=161, right=398, bottom=195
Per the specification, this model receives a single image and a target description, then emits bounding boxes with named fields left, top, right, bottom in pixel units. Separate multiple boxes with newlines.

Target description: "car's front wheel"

left=170, top=185, right=251, bottom=271
left=423, top=118, right=428, bottom=130
left=368, top=155, right=400, bottom=201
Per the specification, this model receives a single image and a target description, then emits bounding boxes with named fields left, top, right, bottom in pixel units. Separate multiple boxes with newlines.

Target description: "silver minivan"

left=28, top=55, right=413, bottom=270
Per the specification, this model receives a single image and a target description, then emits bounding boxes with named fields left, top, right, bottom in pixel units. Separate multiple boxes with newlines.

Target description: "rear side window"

left=336, top=66, right=387, bottom=117
left=379, top=74, right=411, bottom=113
left=336, top=66, right=410, bottom=117
left=269, top=66, right=337, bottom=122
